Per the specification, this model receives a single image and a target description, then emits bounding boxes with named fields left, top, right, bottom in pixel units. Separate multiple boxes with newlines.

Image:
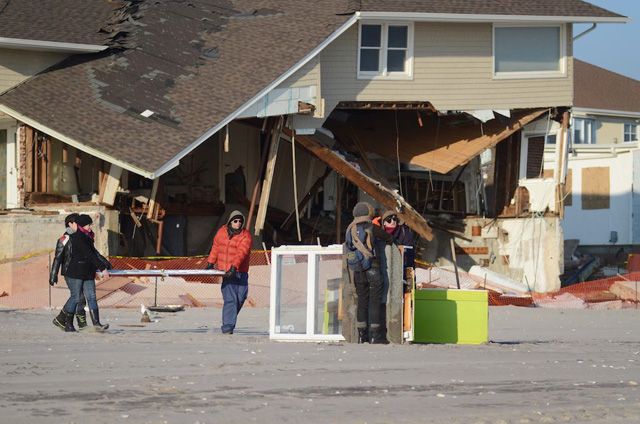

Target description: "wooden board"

left=340, top=244, right=358, bottom=343
left=102, top=164, right=123, bottom=206
left=385, top=245, right=404, bottom=344
left=581, top=167, right=609, bottom=210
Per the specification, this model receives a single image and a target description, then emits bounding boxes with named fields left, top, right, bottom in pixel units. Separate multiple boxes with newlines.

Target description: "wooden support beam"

left=147, top=178, right=159, bottom=220
left=285, top=128, right=434, bottom=241
left=247, top=118, right=274, bottom=231
left=254, top=116, right=284, bottom=236
left=101, top=164, right=123, bottom=206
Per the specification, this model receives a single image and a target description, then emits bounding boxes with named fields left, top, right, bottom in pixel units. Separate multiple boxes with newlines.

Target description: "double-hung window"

left=493, top=24, right=566, bottom=79
left=358, top=22, right=413, bottom=79
left=624, top=123, right=638, bottom=143
left=573, top=118, right=595, bottom=145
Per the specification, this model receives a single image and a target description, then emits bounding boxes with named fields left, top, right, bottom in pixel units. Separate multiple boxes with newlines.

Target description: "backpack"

left=345, top=223, right=374, bottom=272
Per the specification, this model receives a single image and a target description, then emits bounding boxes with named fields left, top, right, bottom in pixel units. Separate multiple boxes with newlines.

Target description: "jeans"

left=220, top=271, right=248, bottom=333
left=63, top=277, right=98, bottom=315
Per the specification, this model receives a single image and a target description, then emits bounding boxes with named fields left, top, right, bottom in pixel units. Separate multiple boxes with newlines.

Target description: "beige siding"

left=320, top=22, right=573, bottom=112
left=278, top=56, right=321, bottom=90
left=0, top=49, right=66, bottom=94
left=592, top=116, right=635, bottom=145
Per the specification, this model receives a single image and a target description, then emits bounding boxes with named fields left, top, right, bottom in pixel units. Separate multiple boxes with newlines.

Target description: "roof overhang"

left=573, top=107, right=640, bottom=119
left=0, top=103, right=154, bottom=178
left=0, top=37, right=108, bottom=53
left=357, top=11, right=630, bottom=24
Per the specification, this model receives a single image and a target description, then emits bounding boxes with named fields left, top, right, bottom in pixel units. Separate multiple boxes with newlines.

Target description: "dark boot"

left=369, top=327, right=389, bottom=344
left=52, top=310, right=68, bottom=331
left=76, top=311, right=88, bottom=330
left=357, top=328, right=369, bottom=344
left=90, top=309, right=109, bottom=331
left=64, top=313, right=77, bottom=333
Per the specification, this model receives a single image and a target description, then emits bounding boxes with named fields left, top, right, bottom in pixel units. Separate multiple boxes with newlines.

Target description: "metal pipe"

left=573, top=23, right=597, bottom=41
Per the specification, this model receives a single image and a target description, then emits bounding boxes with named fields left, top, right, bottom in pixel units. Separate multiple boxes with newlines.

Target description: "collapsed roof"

left=0, top=0, right=626, bottom=178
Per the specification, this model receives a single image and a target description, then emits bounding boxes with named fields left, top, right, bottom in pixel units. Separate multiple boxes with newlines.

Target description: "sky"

left=573, top=0, right=640, bottom=80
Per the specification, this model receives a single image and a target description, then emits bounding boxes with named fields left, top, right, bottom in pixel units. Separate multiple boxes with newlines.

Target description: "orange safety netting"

left=490, top=272, right=640, bottom=307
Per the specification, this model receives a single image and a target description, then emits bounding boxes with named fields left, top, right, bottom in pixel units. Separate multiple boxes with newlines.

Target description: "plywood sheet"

left=582, top=167, right=609, bottom=210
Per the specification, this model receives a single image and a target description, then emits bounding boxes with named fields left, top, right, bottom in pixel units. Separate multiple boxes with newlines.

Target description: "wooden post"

left=254, top=116, right=284, bottom=236
left=247, top=118, right=273, bottom=231
left=335, top=174, right=342, bottom=244
left=147, top=178, right=159, bottom=220
left=156, top=220, right=164, bottom=255
left=450, top=238, right=461, bottom=289
left=557, top=111, right=570, bottom=218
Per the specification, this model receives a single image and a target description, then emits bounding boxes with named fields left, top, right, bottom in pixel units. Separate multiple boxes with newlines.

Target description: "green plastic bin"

left=413, top=289, right=488, bottom=344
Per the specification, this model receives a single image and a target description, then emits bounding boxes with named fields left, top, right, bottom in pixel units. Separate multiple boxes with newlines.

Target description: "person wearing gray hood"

left=206, top=210, right=252, bottom=334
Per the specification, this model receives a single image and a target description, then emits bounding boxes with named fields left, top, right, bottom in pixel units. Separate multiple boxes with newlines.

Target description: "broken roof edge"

left=0, top=104, right=154, bottom=179
left=358, top=11, right=629, bottom=24
left=0, top=37, right=108, bottom=53
left=152, top=13, right=360, bottom=179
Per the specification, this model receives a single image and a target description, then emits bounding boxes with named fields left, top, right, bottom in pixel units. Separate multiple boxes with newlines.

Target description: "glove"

left=223, top=266, right=237, bottom=279
left=49, top=278, right=57, bottom=286
left=205, top=262, right=214, bottom=270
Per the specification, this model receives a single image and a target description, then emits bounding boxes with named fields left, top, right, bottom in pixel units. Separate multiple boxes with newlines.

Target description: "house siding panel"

left=0, top=49, right=66, bottom=94
left=320, top=22, right=573, bottom=112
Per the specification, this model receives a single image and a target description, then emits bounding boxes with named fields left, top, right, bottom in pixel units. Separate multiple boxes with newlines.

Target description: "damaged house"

left=0, top=0, right=628, bottom=296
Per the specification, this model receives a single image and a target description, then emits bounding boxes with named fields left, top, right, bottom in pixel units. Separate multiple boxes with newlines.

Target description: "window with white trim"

left=358, top=22, right=413, bottom=79
left=493, top=25, right=565, bottom=78
left=573, top=118, right=595, bottom=144
left=624, top=123, right=638, bottom=142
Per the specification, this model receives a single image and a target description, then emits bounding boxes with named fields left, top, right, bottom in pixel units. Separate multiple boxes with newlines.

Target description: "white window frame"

left=623, top=123, right=639, bottom=143
left=492, top=23, right=567, bottom=80
left=357, top=21, right=414, bottom=80
left=269, top=245, right=345, bottom=342
left=572, top=117, right=596, bottom=145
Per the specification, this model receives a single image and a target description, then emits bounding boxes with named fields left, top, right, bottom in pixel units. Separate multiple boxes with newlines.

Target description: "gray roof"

left=0, top=0, right=114, bottom=45
left=0, top=0, right=626, bottom=177
left=354, top=0, right=625, bottom=18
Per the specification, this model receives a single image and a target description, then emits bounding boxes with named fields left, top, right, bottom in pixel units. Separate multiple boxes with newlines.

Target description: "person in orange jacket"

left=206, top=210, right=252, bottom=334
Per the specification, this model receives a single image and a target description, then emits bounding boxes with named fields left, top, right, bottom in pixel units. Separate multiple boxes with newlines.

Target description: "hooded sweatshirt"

left=207, top=210, right=252, bottom=273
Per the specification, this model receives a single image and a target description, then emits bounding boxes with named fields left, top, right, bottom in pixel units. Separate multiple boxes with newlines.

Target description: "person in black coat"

left=58, top=214, right=112, bottom=332
left=51, top=213, right=91, bottom=331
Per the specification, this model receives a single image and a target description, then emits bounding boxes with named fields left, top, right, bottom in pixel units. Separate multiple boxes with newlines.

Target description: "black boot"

left=90, top=309, right=109, bottom=331
left=76, top=310, right=88, bottom=330
left=64, top=312, right=77, bottom=333
left=369, top=327, right=389, bottom=344
left=52, top=310, right=68, bottom=331
left=357, top=328, right=369, bottom=344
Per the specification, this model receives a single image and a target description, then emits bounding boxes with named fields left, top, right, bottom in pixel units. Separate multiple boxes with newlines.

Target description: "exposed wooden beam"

left=101, top=164, right=123, bottom=206
left=254, top=116, right=284, bottom=236
left=285, top=128, right=434, bottom=241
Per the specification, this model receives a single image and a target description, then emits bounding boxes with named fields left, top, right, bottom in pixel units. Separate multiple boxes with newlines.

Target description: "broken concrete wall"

left=424, top=216, right=562, bottom=293
left=0, top=206, right=118, bottom=296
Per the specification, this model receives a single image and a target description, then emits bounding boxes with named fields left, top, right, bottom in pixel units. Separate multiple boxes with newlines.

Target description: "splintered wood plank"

left=287, top=128, right=433, bottom=241
left=147, top=178, right=159, bottom=219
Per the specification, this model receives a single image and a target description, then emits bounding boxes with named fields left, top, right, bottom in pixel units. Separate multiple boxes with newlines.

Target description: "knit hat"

left=76, top=214, right=93, bottom=227
left=352, top=202, right=374, bottom=218
left=64, top=213, right=80, bottom=227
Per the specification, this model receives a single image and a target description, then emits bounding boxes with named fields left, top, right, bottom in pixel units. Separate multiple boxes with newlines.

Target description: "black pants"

left=353, top=266, right=383, bottom=330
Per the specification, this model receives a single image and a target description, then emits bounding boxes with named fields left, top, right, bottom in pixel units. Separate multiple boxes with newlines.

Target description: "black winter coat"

left=64, top=231, right=112, bottom=280
left=49, top=229, right=73, bottom=285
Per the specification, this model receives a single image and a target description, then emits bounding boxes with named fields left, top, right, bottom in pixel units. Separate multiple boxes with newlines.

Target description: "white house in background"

left=542, top=60, right=640, bottom=248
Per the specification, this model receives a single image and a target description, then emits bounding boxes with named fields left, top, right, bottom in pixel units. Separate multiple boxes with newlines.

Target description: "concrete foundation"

left=423, top=216, right=563, bottom=293
left=0, top=206, right=118, bottom=296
